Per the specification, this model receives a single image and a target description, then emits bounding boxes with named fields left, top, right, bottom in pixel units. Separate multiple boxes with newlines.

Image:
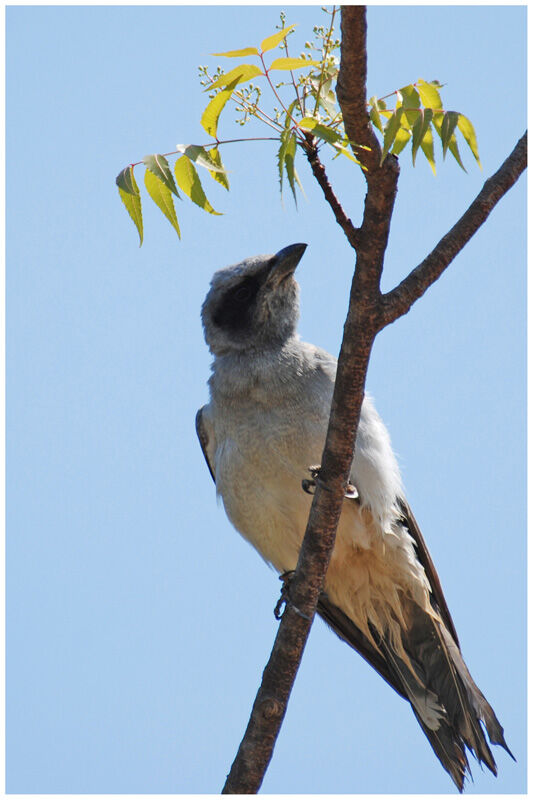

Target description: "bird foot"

left=273, top=570, right=311, bottom=622
left=301, top=464, right=359, bottom=501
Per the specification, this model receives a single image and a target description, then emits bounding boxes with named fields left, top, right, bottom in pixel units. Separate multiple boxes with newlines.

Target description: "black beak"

left=268, top=243, right=308, bottom=283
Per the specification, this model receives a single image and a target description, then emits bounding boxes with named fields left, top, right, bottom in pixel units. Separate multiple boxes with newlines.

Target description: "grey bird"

left=196, top=242, right=513, bottom=791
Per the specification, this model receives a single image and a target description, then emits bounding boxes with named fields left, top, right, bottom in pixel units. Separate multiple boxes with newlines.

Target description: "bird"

left=195, top=242, right=513, bottom=791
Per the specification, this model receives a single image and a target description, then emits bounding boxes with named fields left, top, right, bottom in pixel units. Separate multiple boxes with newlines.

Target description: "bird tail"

left=378, top=594, right=514, bottom=792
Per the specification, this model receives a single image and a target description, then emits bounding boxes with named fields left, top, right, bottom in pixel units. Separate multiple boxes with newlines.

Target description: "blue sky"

left=6, top=4, right=526, bottom=795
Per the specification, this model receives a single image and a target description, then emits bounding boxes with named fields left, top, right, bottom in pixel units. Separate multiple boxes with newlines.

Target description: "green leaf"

left=207, top=64, right=263, bottom=91
left=116, top=165, right=138, bottom=195
left=211, top=46, right=259, bottom=57
left=269, top=57, right=319, bottom=71
left=381, top=109, right=403, bottom=164
left=420, top=126, right=436, bottom=175
left=299, top=117, right=341, bottom=145
left=208, top=148, right=230, bottom=190
left=174, top=156, right=222, bottom=215
left=440, top=111, right=459, bottom=158
left=391, top=126, right=411, bottom=155
left=457, top=113, right=481, bottom=167
left=368, top=96, right=383, bottom=133
left=118, top=170, right=143, bottom=246
left=411, top=108, right=433, bottom=165
left=284, top=131, right=298, bottom=205
left=144, top=169, right=181, bottom=238
left=142, top=154, right=179, bottom=197
left=201, top=77, right=240, bottom=138
left=331, top=142, right=362, bottom=165
left=398, top=84, right=420, bottom=109
left=175, top=144, right=228, bottom=173
left=418, top=79, right=443, bottom=110
left=261, top=24, right=296, bottom=53
left=432, top=112, right=465, bottom=169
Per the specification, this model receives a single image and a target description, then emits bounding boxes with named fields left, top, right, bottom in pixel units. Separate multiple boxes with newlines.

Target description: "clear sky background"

left=6, top=4, right=526, bottom=795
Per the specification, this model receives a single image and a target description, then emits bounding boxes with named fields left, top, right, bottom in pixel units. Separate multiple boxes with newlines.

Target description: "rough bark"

left=222, top=6, right=526, bottom=794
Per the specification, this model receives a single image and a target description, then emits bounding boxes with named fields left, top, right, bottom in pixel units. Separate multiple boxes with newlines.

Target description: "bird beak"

left=268, top=243, right=308, bottom=285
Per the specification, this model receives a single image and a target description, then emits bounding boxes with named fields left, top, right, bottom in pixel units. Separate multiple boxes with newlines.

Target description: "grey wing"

left=397, top=497, right=460, bottom=646
left=196, top=405, right=216, bottom=483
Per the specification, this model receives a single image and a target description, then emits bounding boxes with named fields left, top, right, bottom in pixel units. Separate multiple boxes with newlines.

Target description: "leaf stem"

left=129, top=137, right=281, bottom=169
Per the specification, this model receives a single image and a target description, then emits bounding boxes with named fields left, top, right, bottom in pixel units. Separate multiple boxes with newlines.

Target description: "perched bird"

left=196, top=242, right=512, bottom=791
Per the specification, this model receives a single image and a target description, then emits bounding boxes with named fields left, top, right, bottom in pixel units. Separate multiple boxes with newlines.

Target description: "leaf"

left=144, top=169, right=181, bottom=238
left=174, top=156, right=222, bottom=215
left=117, top=170, right=143, bottom=245
left=201, top=77, right=241, bottom=138
left=417, top=79, right=443, bottom=110
left=116, top=165, right=138, bottom=195
left=142, top=154, right=179, bottom=197
left=208, top=148, right=230, bottom=190
left=432, top=112, right=465, bottom=169
left=211, top=46, right=259, bottom=57
left=207, top=64, right=263, bottom=91
left=175, top=144, right=228, bottom=173
left=398, top=84, right=420, bottom=109
left=299, top=117, right=341, bottom=145
left=381, top=109, right=403, bottom=164
left=457, top=113, right=481, bottom=167
left=261, top=24, right=296, bottom=53
left=440, top=111, right=459, bottom=158
left=331, top=142, right=362, bottom=165
left=269, top=57, right=319, bottom=71
left=368, top=96, right=383, bottom=133
left=411, top=108, right=433, bottom=165
left=284, top=131, right=298, bottom=205
left=420, top=126, right=436, bottom=175
left=391, top=127, right=411, bottom=155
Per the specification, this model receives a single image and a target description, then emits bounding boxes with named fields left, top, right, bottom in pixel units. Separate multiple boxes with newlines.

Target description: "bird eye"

left=234, top=285, right=251, bottom=302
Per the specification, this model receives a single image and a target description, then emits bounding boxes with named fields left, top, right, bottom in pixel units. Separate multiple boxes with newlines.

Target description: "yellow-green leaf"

left=207, top=64, right=263, bottom=91
left=261, top=24, right=296, bottom=53
left=331, top=142, right=362, bottom=166
left=368, top=96, right=383, bottom=133
left=118, top=180, right=143, bottom=246
left=381, top=109, right=403, bottom=165
left=440, top=111, right=459, bottom=158
left=284, top=131, right=298, bottom=206
left=420, top=126, right=436, bottom=175
left=116, top=165, right=138, bottom=195
left=411, top=108, right=433, bottom=165
left=208, top=148, right=230, bottom=190
left=269, top=57, right=319, bottom=71
left=211, top=46, right=259, bottom=57
left=299, top=117, right=341, bottom=145
left=201, top=77, right=240, bottom=138
left=143, top=154, right=179, bottom=197
left=175, top=144, right=228, bottom=173
left=174, top=156, right=222, bottom=215
left=457, top=113, right=481, bottom=168
left=398, top=84, right=420, bottom=109
left=144, top=170, right=180, bottom=238
left=391, top=127, right=411, bottom=155
left=418, top=79, right=443, bottom=110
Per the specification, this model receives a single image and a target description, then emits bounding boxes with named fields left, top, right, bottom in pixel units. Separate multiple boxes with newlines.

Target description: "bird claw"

left=301, top=464, right=359, bottom=501
left=274, top=571, right=295, bottom=620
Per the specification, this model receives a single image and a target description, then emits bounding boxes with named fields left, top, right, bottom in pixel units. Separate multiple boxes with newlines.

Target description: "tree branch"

left=379, top=132, right=527, bottom=326
left=303, top=135, right=361, bottom=249
left=223, top=7, right=398, bottom=793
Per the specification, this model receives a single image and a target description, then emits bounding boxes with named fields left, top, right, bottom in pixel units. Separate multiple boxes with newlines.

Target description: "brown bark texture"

left=221, top=5, right=526, bottom=794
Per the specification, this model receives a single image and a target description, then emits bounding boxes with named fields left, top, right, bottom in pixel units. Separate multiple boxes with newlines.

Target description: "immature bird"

left=196, top=243, right=512, bottom=791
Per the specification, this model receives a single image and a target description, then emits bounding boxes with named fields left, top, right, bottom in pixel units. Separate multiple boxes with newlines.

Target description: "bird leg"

left=274, top=570, right=311, bottom=622
left=302, top=464, right=359, bottom=501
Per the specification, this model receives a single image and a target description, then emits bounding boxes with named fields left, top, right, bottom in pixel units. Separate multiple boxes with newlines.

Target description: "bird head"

left=201, top=243, right=307, bottom=355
